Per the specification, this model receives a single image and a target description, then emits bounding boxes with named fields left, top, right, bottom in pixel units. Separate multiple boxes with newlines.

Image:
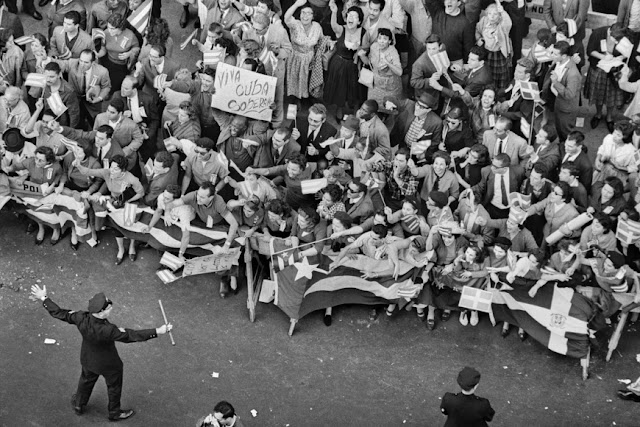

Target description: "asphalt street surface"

left=1, top=1, right=640, bottom=426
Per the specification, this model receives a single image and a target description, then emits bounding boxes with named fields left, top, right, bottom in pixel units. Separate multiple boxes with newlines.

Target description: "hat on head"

left=508, top=206, right=527, bottom=226
left=493, top=236, right=513, bottom=249
left=342, top=115, right=360, bottom=132
left=429, top=191, right=448, bottom=209
left=87, top=292, right=110, bottom=313
left=3, top=128, right=25, bottom=153
left=417, top=92, right=438, bottom=110
left=457, top=366, right=481, bottom=390
left=606, top=251, right=626, bottom=269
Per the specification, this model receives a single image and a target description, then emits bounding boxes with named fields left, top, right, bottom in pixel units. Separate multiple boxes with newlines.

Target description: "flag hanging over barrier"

left=490, top=285, right=593, bottom=358
left=274, top=254, right=417, bottom=320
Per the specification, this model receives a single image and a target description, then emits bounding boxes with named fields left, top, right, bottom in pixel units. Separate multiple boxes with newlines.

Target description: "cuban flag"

left=127, top=0, right=152, bottom=35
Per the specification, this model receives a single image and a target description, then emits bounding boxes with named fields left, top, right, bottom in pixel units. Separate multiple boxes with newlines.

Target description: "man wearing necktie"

left=469, top=153, right=525, bottom=219
left=482, top=116, right=529, bottom=167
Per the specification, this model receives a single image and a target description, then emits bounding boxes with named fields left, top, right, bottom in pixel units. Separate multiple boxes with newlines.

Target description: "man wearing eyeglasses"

left=482, top=116, right=529, bottom=168
left=30, top=286, right=173, bottom=422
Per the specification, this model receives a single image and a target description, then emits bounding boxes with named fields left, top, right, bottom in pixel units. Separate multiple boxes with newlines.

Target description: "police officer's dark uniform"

left=440, top=367, right=495, bottom=427
left=40, top=292, right=159, bottom=421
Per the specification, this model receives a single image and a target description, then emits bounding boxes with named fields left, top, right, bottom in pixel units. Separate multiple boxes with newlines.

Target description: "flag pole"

left=270, top=236, right=334, bottom=257
left=528, top=101, right=537, bottom=146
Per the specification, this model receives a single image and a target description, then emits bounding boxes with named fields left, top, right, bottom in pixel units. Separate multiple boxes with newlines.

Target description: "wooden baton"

left=158, top=299, right=175, bottom=346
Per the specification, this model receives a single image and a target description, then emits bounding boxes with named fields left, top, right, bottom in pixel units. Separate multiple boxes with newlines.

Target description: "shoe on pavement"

left=109, top=409, right=135, bottom=421
left=470, top=311, right=479, bottom=326
left=71, top=394, right=83, bottom=415
left=617, top=390, right=640, bottom=402
left=459, top=311, right=468, bottom=326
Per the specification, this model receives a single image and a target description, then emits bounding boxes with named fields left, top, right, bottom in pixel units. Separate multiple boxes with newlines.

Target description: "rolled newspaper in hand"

left=545, top=212, right=593, bottom=245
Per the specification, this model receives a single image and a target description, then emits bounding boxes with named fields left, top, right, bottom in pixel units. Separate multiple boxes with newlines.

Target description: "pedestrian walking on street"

left=30, top=285, right=173, bottom=422
left=440, top=366, right=495, bottom=427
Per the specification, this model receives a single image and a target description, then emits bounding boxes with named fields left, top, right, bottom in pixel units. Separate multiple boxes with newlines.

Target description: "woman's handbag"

left=358, top=65, right=374, bottom=88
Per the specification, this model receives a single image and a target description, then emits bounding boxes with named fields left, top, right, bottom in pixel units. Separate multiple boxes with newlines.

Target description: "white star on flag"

left=293, top=257, right=320, bottom=281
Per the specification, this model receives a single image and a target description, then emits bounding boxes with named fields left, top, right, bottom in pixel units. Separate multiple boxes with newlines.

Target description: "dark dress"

left=323, top=27, right=365, bottom=107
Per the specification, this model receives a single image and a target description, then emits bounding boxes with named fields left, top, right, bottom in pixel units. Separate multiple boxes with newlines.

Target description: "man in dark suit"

left=133, top=44, right=180, bottom=102
left=410, top=34, right=450, bottom=102
left=112, top=75, right=160, bottom=161
left=59, top=123, right=128, bottom=171
left=30, top=286, right=172, bottom=421
left=436, top=45, right=494, bottom=101
left=497, top=58, right=538, bottom=140
left=394, top=92, right=442, bottom=163
left=344, top=178, right=374, bottom=224
left=55, top=49, right=111, bottom=129
left=292, top=103, right=337, bottom=163
left=543, top=0, right=589, bottom=47
left=542, top=41, right=581, bottom=141
left=526, top=123, right=561, bottom=180
left=469, top=153, right=525, bottom=219
left=143, top=151, right=179, bottom=208
left=252, top=127, right=301, bottom=169
left=560, top=130, right=593, bottom=193
left=441, top=366, right=495, bottom=427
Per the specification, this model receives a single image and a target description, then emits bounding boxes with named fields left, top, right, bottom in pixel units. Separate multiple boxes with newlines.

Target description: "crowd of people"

left=2, top=0, right=640, bottom=388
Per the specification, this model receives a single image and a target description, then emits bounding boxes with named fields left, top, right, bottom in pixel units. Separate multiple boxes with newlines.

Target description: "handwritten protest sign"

left=211, top=62, right=277, bottom=121
left=182, top=248, right=242, bottom=277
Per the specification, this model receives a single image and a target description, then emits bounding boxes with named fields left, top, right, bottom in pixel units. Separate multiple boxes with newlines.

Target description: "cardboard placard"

left=211, top=63, right=277, bottom=121
left=182, top=248, right=242, bottom=277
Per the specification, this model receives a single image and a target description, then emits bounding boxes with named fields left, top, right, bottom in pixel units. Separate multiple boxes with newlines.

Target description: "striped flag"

left=14, top=35, right=35, bottom=45
left=286, top=104, right=297, bottom=120
left=274, top=254, right=416, bottom=320
left=60, top=136, right=78, bottom=150
left=106, top=207, right=230, bottom=255
left=160, top=251, right=185, bottom=271
left=156, top=269, right=179, bottom=284
left=153, top=73, right=167, bottom=89
left=616, top=217, right=640, bottom=245
left=271, top=248, right=301, bottom=273
left=91, top=28, right=106, bottom=40
left=617, top=37, right=634, bottom=58
left=459, top=286, right=493, bottom=313
left=25, top=73, right=47, bottom=88
left=180, top=29, right=198, bottom=50
left=258, top=48, right=278, bottom=74
left=533, top=44, right=552, bottom=63
left=508, top=192, right=532, bottom=209
left=127, top=0, right=152, bottom=35
left=47, top=92, right=67, bottom=117
left=520, top=118, right=530, bottom=139
left=520, top=81, right=540, bottom=102
left=431, top=50, right=450, bottom=72
left=490, top=285, right=593, bottom=358
left=300, top=178, right=327, bottom=194
left=203, top=46, right=226, bottom=66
